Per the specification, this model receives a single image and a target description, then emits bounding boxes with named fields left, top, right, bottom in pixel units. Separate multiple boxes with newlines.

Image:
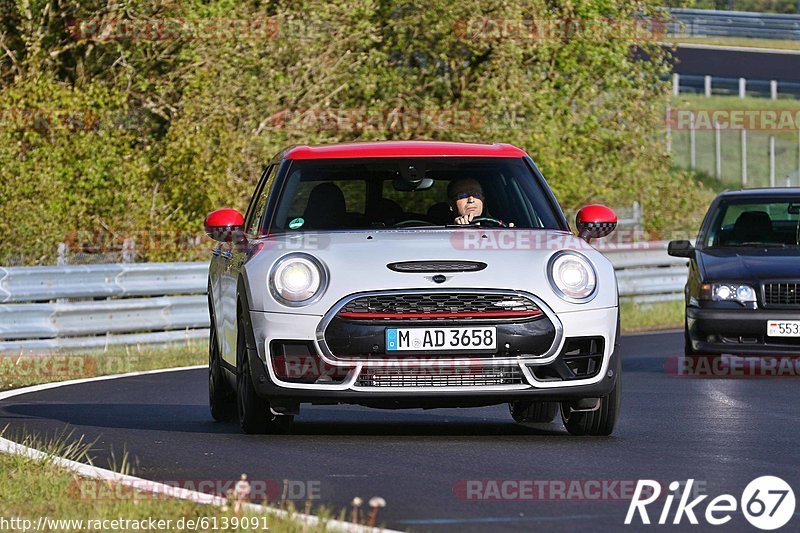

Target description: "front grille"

left=338, top=292, right=541, bottom=320
left=764, top=283, right=800, bottom=307
left=387, top=261, right=487, bottom=273
left=355, top=365, right=524, bottom=387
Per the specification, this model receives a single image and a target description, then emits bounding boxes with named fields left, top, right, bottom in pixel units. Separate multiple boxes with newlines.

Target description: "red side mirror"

left=204, top=208, right=244, bottom=242
left=576, top=205, right=617, bottom=241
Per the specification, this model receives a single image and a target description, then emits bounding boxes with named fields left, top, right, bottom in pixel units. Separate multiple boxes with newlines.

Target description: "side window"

left=245, top=165, right=277, bottom=236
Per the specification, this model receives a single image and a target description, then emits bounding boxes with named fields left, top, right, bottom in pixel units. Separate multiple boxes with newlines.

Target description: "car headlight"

left=548, top=252, right=597, bottom=301
left=269, top=253, right=326, bottom=306
left=701, top=283, right=756, bottom=304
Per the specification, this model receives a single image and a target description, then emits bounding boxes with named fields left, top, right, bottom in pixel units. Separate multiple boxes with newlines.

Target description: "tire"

left=684, top=316, right=698, bottom=356
left=561, top=372, right=620, bottom=437
left=235, top=306, right=294, bottom=435
left=208, top=298, right=235, bottom=421
left=509, top=400, right=558, bottom=423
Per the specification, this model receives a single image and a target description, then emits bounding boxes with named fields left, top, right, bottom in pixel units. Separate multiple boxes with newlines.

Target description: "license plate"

left=386, top=327, right=496, bottom=351
left=767, top=320, right=800, bottom=337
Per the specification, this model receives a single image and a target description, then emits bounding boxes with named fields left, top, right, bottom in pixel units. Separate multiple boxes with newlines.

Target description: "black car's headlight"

left=700, top=283, right=756, bottom=304
left=269, top=253, right=327, bottom=306
left=547, top=251, right=597, bottom=302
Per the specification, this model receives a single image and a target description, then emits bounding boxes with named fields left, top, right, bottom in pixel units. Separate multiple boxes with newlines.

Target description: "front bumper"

left=687, top=306, right=800, bottom=355
left=247, top=305, right=619, bottom=406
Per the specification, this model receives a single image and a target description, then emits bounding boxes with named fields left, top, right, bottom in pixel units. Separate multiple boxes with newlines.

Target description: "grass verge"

left=667, top=36, right=800, bottom=51
left=620, top=299, right=684, bottom=334
left=0, top=342, right=206, bottom=392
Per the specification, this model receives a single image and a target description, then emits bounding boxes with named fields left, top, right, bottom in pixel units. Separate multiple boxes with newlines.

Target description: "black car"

left=668, top=188, right=800, bottom=356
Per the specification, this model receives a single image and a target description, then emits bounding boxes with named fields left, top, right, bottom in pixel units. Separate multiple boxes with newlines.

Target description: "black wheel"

left=509, top=400, right=558, bottom=423
left=209, top=299, right=235, bottom=421
left=235, top=307, right=294, bottom=434
left=684, top=316, right=698, bottom=356
left=561, top=372, right=620, bottom=437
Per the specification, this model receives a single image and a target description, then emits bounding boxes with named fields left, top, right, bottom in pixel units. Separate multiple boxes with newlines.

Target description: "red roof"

left=284, top=141, right=526, bottom=160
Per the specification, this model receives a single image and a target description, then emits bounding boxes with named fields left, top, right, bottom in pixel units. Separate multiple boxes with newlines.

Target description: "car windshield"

left=270, top=157, right=564, bottom=231
left=704, top=198, right=800, bottom=248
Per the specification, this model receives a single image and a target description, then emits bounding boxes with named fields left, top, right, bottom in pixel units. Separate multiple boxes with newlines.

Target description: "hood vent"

left=387, top=261, right=486, bottom=273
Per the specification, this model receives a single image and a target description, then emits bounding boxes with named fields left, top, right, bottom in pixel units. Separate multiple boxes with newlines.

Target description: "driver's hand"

left=455, top=213, right=475, bottom=225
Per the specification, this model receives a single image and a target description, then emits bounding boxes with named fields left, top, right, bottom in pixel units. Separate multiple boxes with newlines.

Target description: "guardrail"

left=0, top=261, right=210, bottom=351
left=0, top=262, right=208, bottom=303
left=0, top=244, right=687, bottom=351
left=668, top=8, right=800, bottom=41
left=601, top=242, right=689, bottom=303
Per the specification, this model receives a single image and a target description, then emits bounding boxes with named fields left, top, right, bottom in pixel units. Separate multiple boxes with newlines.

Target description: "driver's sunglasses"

left=452, top=191, right=485, bottom=201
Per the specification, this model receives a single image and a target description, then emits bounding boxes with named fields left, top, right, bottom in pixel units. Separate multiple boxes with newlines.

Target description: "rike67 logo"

left=625, top=477, right=795, bottom=530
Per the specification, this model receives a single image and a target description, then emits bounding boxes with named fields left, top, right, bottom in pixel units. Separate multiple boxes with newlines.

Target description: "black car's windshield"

left=704, top=198, right=800, bottom=248
left=270, top=157, right=564, bottom=231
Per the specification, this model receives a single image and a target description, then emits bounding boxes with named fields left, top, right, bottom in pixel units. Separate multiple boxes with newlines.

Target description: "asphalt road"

left=669, top=44, right=800, bottom=84
left=1, top=331, right=799, bottom=532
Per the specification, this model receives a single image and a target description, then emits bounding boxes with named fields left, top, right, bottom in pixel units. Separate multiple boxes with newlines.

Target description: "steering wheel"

left=469, top=216, right=507, bottom=228
left=394, top=219, right=434, bottom=228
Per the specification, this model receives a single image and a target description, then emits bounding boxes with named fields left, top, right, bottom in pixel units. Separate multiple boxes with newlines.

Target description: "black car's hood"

left=697, top=248, right=800, bottom=283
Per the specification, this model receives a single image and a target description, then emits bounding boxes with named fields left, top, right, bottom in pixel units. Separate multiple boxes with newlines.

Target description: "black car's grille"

left=355, top=365, right=524, bottom=388
left=338, top=292, right=541, bottom=320
left=387, top=261, right=487, bottom=273
left=764, top=283, right=800, bottom=307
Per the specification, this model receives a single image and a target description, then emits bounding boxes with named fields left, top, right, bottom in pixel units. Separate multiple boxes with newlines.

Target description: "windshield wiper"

left=726, top=242, right=790, bottom=248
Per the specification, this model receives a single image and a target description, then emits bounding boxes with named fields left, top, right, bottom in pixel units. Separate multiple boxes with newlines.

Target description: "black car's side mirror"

left=667, top=240, right=694, bottom=258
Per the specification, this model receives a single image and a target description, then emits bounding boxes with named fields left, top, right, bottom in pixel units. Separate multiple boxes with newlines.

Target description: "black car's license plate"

left=767, top=320, right=800, bottom=337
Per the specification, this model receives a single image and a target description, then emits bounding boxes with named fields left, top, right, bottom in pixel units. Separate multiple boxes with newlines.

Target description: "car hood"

left=697, top=248, right=800, bottom=283
left=243, top=229, right=617, bottom=315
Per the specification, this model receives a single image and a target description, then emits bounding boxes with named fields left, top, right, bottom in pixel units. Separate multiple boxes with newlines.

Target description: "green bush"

left=0, top=77, right=154, bottom=263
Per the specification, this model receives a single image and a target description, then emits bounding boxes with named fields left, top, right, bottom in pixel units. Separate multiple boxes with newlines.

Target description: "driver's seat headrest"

left=303, top=183, right=347, bottom=229
left=732, top=210, right=772, bottom=243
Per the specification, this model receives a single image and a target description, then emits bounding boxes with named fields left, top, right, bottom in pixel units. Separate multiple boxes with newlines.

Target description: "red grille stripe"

left=337, top=310, right=541, bottom=319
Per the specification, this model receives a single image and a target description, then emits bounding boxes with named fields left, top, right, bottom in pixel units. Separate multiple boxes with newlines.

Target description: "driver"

left=448, top=178, right=485, bottom=224
left=447, top=178, right=514, bottom=226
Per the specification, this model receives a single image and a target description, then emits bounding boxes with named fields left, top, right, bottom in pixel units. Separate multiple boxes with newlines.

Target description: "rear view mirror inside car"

left=393, top=163, right=434, bottom=191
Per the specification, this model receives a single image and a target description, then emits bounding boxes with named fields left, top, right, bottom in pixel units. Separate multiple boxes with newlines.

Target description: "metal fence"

left=667, top=8, right=800, bottom=40
left=0, top=245, right=688, bottom=351
left=670, top=73, right=800, bottom=100
left=666, top=108, right=800, bottom=188
left=666, top=72, right=800, bottom=187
